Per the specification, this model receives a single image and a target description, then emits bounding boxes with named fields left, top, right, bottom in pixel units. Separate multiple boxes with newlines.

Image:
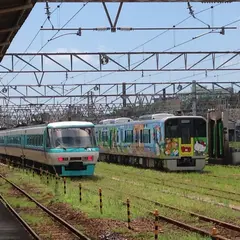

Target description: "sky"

left=1, top=1, right=240, bottom=106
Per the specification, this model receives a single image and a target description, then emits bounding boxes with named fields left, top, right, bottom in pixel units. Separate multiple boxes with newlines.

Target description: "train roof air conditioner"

left=139, top=113, right=175, bottom=120
left=99, top=117, right=133, bottom=124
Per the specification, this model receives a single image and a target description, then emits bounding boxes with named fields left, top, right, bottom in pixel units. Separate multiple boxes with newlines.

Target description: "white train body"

left=0, top=121, right=99, bottom=177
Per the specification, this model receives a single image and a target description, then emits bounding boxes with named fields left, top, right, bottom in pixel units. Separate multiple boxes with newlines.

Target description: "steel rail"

left=0, top=194, right=40, bottom=240
left=206, top=174, right=240, bottom=180
left=0, top=174, right=92, bottom=240
left=98, top=185, right=240, bottom=232
left=161, top=180, right=240, bottom=197
left=157, top=181, right=240, bottom=202
left=149, top=212, right=230, bottom=240
left=1, top=163, right=239, bottom=239
left=101, top=168, right=240, bottom=199
left=78, top=185, right=231, bottom=240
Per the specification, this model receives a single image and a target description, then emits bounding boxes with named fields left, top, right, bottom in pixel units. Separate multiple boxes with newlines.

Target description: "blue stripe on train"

left=47, top=148, right=99, bottom=153
left=60, top=164, right=95, bottom=177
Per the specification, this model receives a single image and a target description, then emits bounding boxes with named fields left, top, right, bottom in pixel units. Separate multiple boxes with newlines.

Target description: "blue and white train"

left=95, top=114, right=208, bottom=172
left=0, top=121, right=99, bottom=177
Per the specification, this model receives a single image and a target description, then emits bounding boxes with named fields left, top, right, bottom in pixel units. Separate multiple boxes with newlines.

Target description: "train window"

left=120, top=129, right=124, bottom=142
left=102, top=131, right=108, bottom=142
left=37, top=135, right=39, bottom=146
left=98, top=130, right=101, bottom=142
left=165, top=119, right=179, bottom=138
left=125, top=130, right=133, bottom=143
left=140, top=130, right=143, bottom=143
left=46, top=133, right=50, bottom=148
left=117, top=130, right=119, bottom=143
left=153, top=128, right=158, bottom=142
left=143, top=129, right=151, bottom=143
left=39, top=135, right=43, bottom=146
left=193, top=119, right=206, bottom=137
left=135, top=130, right=139, bottom=143
left=181, top=125, right=191, bottom=144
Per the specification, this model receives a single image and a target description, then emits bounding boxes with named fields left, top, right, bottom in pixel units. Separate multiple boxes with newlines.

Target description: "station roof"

left=0, top=0, right=36, bottom=62
left=38, top=0, right=239, bottom=2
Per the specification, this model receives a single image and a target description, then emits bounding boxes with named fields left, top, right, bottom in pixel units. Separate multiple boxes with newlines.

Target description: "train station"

left=0, top=0, right=239, bottom=239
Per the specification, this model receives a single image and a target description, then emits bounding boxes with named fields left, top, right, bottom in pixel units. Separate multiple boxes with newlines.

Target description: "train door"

left=179, top=119, right=193, bottom=157
left=133, top=124, right=144, bottom=151
left=153, top=126, right=160, bottom=156
left=109, top=129, right=113, bottom=148
left=43, top=128, right=50, bottom=164
left=143, top=128, right=151, bottom=151
left=209, top=119, right=224, bottom=158
left=109, top=128, right=116, bottom=149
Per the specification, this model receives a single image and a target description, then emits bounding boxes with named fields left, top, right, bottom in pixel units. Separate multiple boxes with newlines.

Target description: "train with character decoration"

left=95, top=114, right=208, bottom=171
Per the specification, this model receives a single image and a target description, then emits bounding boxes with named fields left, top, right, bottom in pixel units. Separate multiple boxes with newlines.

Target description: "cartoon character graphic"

left=164, top=138, right=179, bottom=156
left=153, top=125, right=162, bottom=157
left=172, top=149, right=179, bottom=156
left=194, top=140, right=207, bottom=153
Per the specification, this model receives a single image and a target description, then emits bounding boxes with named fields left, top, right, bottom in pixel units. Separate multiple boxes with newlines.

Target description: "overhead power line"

left=5, top=2, right=89, bottom=87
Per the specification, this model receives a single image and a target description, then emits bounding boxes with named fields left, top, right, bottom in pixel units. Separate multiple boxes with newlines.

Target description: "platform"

left=0, top=200, right=33, bottom=240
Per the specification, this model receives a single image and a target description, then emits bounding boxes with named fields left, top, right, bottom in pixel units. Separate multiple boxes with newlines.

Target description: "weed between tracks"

left=0, top=163, right=239, bottom=240
left=0, top=178, right=78, bottom=240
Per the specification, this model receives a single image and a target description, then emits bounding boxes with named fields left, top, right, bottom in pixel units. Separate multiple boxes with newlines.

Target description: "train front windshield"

left=48, top=127, right=96, bottom=149
left=165, top=118, right=207, bottom=140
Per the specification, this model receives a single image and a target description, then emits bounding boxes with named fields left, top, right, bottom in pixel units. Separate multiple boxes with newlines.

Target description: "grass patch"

left=0, top=163, right=239, bottom=240
left=19, top=212, right=51, bottom=226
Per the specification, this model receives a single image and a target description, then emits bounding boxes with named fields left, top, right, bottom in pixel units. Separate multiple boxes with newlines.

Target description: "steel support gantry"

left=0, top=81, right=238, bottom=101
left=1, top=51, right=240, bottom=74
left=0, top=81, right=240, bottom=128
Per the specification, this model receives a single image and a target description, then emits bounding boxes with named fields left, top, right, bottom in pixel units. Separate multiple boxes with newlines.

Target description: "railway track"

left=109, top=174, right=240, bottom=211
left=100, top=167, right=240, bottom=203
left=1, top=162, right=240, bottom=239
left=0, top=174, right=92, bottom=240
left=6, top=160, right=240, bottom=203
left=90, top=185, right=240, bottom=240
left=206, top=173, right=240, bottom=180
left=0, top=194, right=40, bottom=240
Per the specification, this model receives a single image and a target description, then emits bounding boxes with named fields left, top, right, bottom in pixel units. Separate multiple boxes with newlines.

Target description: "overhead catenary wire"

left=4, top=2, right=89, bottom=87
left=2, top=3, right=237, bottom=109
left=0, top=3, right=64, bottom=110
left=61, top=3, right=224, bottom=89
left=40, top=3, right=233, bottom=106
left=86, top=16, right=240, bottom=106
left=51, top=2, right=223, bottom=96
left=0, top=3, right=64, bottom=87
left=84, top=14, right=240, bottom=88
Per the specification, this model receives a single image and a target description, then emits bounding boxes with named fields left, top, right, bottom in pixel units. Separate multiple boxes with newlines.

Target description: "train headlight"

left=87, top=156, right=93, bottom=161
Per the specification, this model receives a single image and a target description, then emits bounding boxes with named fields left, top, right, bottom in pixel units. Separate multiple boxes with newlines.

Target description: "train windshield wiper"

left=84, top=146, right=91, bottom=149
left=56, top=140, right=66, bottom=151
